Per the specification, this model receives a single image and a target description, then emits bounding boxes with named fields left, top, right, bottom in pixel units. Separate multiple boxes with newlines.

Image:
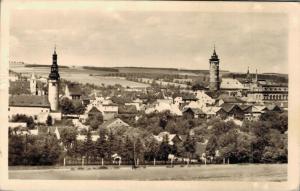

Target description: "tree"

left=60, top=127, right=78, bottom=157
left=122, top=136, right=134, bottom=164
left=158, top=134, right=172, bottom=163
left=9, top=135, right=25, bottom=165
left=106, top=130, right=116, bottom=162
left=60, top=97, right=75, bottom=114
left=73, top=101, right=86, bottom=114
left=9, top=134, right=63, bottom=165
left=46, top=115, right=52, bottom=126
left=144, top=136, right=160, bottom=163
left=95, top=128, right=108, bottom=164
left=183, top=134, right=196, bottom=161
left=85, top=113, right=104, bottom=130
left=84, top=129, right=95, bottom=164
left=11, top=114, right=35, bottom=129
left=135, top=138, right=145, bottom=165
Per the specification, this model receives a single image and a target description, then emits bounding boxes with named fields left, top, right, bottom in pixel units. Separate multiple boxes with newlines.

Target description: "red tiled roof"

left=9, top=95, right=50, bottom=108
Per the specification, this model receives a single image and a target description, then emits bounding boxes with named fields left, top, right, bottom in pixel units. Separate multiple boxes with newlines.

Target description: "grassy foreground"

left=9, top=164, right=287, bottom=181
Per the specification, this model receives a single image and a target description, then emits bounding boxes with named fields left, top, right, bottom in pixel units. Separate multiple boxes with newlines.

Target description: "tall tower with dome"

left=48, top=46, right=60, bottom=111
left=209, top=46, right=220, bottom=91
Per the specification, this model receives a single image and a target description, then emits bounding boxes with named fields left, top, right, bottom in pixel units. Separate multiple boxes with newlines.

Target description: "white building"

left=9, top=95, right=51, bottom=123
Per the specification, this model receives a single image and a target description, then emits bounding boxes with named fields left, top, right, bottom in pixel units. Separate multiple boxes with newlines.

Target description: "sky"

left=9, top=2, right=289, bottom=73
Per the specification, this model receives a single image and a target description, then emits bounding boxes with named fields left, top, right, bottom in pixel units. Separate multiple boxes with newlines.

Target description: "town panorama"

left=8, top=46, right=288, bottom=180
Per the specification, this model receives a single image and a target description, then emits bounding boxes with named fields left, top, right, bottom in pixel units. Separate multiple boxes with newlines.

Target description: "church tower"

left=209, top=46, right=220, bottom=91
left=30, top=73, right=37, bottom=95
left=246, top=66, right=252, bottom=83
left=48, top=46, right=60, bottom=111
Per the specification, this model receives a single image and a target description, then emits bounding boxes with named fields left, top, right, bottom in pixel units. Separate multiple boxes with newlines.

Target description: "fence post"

left=63, top=157, right=66, bottom=166
left=153, top=158, right=156, bottom=166
left=101, top=158, right=104, bottom=166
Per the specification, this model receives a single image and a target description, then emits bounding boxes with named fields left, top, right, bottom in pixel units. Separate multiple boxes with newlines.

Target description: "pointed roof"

left=49, top=46, right=60, bottom=80
left=88, top=106, right=101, bottom=114
left=210, top=45, right=219, bottom=61
left=182, top=107, right=205, bottom=115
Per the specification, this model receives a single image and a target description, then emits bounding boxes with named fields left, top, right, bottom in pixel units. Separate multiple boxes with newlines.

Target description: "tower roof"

left=49, top=46, right=60, bottom=80
left=210, top=45, right=219, bottom=61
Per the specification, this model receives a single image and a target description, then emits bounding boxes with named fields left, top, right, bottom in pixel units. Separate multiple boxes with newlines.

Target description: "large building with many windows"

left=247, top=81, right=288, bottom=103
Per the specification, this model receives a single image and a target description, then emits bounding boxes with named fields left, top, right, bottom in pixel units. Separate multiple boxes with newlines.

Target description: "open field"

left=10, top=63, right=149, bottom=88
left=9, top=164, right=287, bottom=181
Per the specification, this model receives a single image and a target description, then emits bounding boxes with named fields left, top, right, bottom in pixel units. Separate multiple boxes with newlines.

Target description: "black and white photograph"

left=1, top=1, right=300, bottom=191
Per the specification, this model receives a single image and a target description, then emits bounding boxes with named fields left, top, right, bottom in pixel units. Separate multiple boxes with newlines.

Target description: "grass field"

left=9, top=164, right=287, bottom=181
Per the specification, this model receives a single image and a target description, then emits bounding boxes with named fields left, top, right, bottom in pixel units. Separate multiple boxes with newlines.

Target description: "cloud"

left=9, top=9, right=288, bottom=73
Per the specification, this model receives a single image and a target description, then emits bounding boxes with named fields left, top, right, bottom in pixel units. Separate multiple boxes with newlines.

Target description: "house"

left=220, top=78, right=245, bottom=95
left=174, top=97, right=184, bottom=106
left=87, top=106, right=102, bottom=118
left=216, top=104, right=245, bottom=119
left=265, top=104, right=283, bottom=112
left=194, top=90, right=215, bottom=106
left=182, top=94, right=198, bottom=103
left=153, top=131, right=183, bottom=145
left=9, top=95, right=51, bottom=123
left=118, top=105, right=138, bottom=115
left=145, top=102, right=182, bottom=116
left=182, top=107, right=206, bottom=119
left=76, top=134, right=100, bottom=142
left=215, top=94, right=245, bottom=106
left=65, top=83, right=82, bottom=100
left=101, top=118, right=130, bottom=130
left=157, top=99, right=173, bottom=105
left=101, top=103, right=118, bottom=121
left=201, top=106, right=221, bottom=119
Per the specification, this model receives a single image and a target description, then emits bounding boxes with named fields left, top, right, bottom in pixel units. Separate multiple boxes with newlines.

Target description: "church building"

left=9, top=47, right=62, bottom=124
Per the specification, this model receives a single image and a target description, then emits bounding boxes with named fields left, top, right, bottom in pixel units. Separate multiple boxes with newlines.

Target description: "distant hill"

left=25, top=64, right=69, bottom=68
left=115, top=66, right=228, bottom=76
left=82, top=66, right=119, bottom=72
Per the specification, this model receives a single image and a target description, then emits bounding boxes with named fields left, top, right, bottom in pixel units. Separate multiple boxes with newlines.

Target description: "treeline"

left=223, top=73, right=288, bottom=84
left=9, top=134, right=62, bottom=165
left=9, top=111, right=288, bottom=165
left=25, top=64, right=69, bottom=68
left=83, top=66, right=119, bottom=72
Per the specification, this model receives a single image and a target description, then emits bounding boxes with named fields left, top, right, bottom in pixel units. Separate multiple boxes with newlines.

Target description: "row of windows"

left=264, top=94, right=288, bottom=100
left=263, top=87, right=288, bottom=91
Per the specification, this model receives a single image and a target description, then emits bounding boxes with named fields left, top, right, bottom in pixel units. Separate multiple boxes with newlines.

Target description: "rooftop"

left=9, top=95, right=50, bottom=108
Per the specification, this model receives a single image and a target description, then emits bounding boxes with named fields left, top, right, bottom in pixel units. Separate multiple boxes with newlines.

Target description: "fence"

left=62, top=157, right=208, bottom=166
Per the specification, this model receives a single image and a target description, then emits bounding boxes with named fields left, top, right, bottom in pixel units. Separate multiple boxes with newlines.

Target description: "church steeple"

left=209, top=45, right=220, bottom=91
left=49, top=46, right=60, bottom=80
left=246, top=66, right=252, bottom=83
left=48, top=46, right=60, bottom=111
left=210, top=44, right=219, bottom=61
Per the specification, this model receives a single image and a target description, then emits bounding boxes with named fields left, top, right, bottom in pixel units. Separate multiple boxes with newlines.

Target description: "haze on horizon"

left=9, top=2, right=288, bottom=74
